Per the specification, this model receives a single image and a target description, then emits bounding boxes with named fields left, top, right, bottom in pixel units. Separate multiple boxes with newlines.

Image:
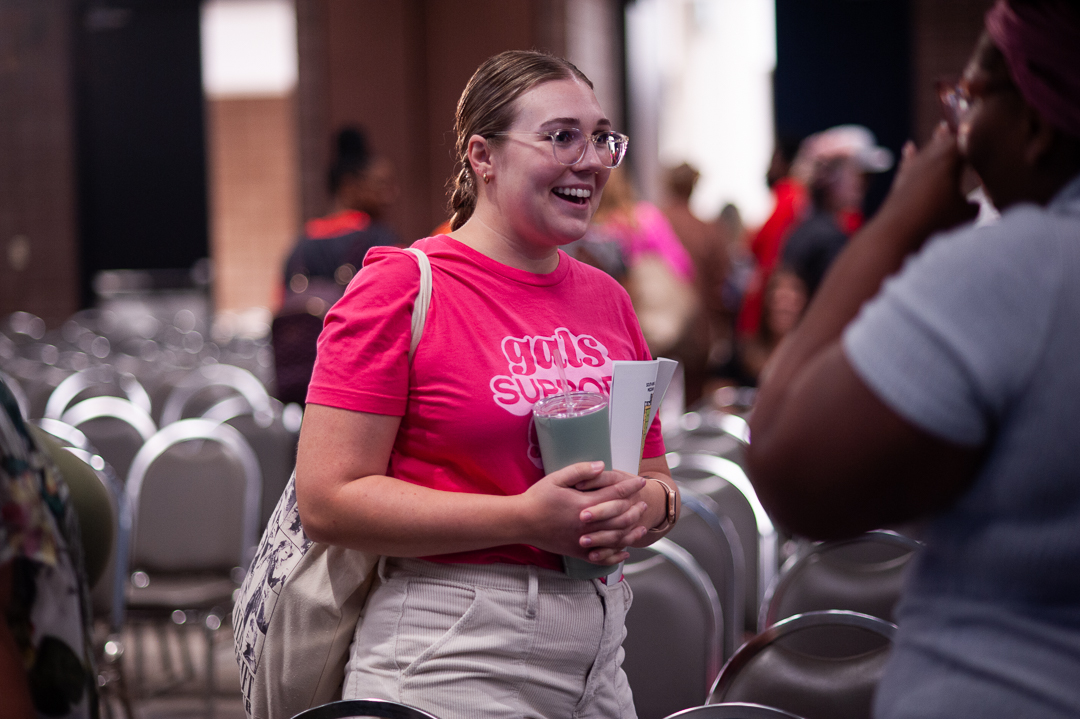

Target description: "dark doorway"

left=774, top=0, right=912, bottom=216
left=74, top=0, right=208, bottom=306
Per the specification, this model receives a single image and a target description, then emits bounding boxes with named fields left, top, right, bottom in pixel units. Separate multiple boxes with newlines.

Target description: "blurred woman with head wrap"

left=745, top=2, right=1080, bottom=717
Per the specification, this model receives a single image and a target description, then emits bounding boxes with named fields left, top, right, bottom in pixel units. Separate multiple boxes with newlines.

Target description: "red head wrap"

left=985, top=0, right=1080, bottom=138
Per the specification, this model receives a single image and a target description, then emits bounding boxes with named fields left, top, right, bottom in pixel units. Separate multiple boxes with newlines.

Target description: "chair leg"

left=204, top=611, right=221, bottom=719
left=100, top=685, right=114, bottom=719
left=132, top=623, right=145, bottom=696
left=178, top=612, right=198, bottom=683
left=115, top=661, right=136, bottom=719
left=157, top=622, right=177, bottom=686
left=99, top=633, right=135, bottom=719
left=99, top=666, right=135, bottom=719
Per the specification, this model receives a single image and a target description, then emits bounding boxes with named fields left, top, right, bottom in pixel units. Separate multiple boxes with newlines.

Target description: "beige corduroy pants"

left=343, top=557, right=636, bottom=719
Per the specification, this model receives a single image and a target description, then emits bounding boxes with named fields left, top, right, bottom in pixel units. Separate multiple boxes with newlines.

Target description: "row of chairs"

left=7, top=312, right=916, bottom=719
left=2, top=361, right=299, bottom=529
left=285, top=695, right=886, bottom=719
left=622, top=401, right=922, bottom=719
left=617, top=405, right=771, bottom=719
left=1, top=355, right=302, bottom=714
left=618, top=527, right=917, bottom=719
left=709, top=529, right=920, bottom=719
left=35, top=413, right=266, bottom=705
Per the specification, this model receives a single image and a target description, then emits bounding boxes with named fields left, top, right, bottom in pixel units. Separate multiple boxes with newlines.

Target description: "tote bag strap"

left=405, top=247, right=432, bottom=363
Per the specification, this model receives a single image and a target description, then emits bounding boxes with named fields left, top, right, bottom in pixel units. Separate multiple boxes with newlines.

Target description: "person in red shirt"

left=736, top=136, right=807, bottom=338
left=738, top=127, right=892, bottom=340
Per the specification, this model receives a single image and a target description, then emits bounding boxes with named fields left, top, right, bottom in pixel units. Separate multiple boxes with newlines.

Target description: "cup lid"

left=532, top=391, right=607, bottom=418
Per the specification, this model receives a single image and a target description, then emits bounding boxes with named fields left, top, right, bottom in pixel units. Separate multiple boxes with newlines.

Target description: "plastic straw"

left=552, top=343, right=573, bottom=413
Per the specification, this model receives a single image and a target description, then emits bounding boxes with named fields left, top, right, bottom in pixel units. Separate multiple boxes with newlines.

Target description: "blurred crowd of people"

left=555, top=122, right=894, bottom=406
left=276, top=120, right=898, bottom=411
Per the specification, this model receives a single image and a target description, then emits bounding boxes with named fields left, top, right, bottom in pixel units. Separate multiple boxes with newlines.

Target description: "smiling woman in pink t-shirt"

left=293, top=51, right=679, bottom=719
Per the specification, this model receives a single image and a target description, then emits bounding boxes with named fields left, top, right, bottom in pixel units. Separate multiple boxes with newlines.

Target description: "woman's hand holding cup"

left=520, top=461, right=646, bottom=564
left=574, top=470, right=650, bottom=563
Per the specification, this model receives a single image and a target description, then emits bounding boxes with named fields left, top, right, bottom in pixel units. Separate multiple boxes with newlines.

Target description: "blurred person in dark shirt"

left=782, top=126, right=893, bottom=299
left=274, top=127, right=400, bottom=405
left=281, top=127, right=400, bottom=290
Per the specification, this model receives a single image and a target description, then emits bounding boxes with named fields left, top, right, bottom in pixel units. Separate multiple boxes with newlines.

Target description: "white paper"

left=647, top=358, right=678, bottom=431
left=608, top=358, right=678, bottom=473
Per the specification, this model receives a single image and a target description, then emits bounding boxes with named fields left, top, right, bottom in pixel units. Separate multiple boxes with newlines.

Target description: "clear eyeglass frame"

left=492, top=128, right=630, bottom=169
left=936, top=78, right=971, bottom=134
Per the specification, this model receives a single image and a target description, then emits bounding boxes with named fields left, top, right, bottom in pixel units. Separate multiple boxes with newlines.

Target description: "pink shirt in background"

left=602, top=202, right=697, bottom=283
left=307, top=235, right=665, bottom=569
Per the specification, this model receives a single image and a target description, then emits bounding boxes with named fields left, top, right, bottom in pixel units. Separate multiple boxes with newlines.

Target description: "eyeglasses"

left=492, top=128, right=630, bottom=168
left=936, top=79, right=971, bottom=133
left=936, top=74, right=1013, bottom=133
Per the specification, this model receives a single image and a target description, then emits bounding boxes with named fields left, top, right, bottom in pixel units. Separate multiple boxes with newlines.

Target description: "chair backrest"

left=760, top=531, right=922, bottom=630
left=35, top=417, right=92, bottom=450
left=30, top=420, right=132, bottom=632
left=127, top=418, right=262, bottom=572
left=668, top=451, right=778, bottom=633
left=44, top=365, right=152, bottom=420
left=666, top=702, right=807, bottom=719
left=27, top=426, right=115, bottom=588
left=664, top=411, right=749, bottom=463
left=200, top=397, right=299, bottom=531
left=60, top=396, right=157, bottom=481
left=159, top=363, right=273, bottom=427
left=623, top=538, right=724, bottom=719
left=291, top=699, right=443, bottom=719
left=65, top=446, right=132, bottom=632
left=670, top=485, right=747, bottom=660
left=201, top=394, right=256, bottom=422
left=709, top=610, right=895, bottom=719
left=12, top=361, right=71, bottom=420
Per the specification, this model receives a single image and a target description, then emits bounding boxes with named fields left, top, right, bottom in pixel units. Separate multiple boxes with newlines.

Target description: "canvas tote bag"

left=626, top=252, right=700, bottom=356
left=233, top=248, right=432, bottom=719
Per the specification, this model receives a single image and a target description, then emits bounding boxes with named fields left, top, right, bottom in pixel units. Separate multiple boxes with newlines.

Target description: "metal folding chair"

left=44, top=365, right=153, bottom=421
left=291, top=699, right=443, bottom=719
left=60, top=395, right=157, bottom=482
left=624, top=538, right=725, bottom=719
left=124, top=418, right=261, bottom=703
left=668, top=451, right=778, bottom=634
left=670, top=485, right=747, bottom=659
left=760, top=530, right=922, bottom=629
left=709, top=610, right=895, bottom=719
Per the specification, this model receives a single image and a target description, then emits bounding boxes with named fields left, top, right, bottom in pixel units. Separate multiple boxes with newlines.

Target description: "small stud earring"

left=483, top=173, right=490, bottom=184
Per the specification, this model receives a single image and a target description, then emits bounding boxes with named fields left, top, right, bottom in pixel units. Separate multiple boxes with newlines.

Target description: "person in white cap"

left=781, top=124, right=894, bottom=298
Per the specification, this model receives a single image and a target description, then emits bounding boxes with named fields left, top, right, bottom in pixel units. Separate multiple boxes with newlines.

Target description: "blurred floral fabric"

left=0, top=378, right=97, bottom=719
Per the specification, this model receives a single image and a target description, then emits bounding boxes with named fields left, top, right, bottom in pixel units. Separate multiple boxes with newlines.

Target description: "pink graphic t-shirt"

left=307, top=235, right=665, bottom=569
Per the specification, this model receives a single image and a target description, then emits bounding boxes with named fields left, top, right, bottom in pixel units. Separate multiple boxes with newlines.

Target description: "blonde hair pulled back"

left=447, top=50, right=592, bottom=231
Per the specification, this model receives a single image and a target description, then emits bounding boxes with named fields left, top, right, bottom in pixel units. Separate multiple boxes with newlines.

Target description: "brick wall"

left=295, top=0, right=567, bottom=245
left=206, top=94, right=300, bottom=313
left=0, top=0, right=80, bottom=326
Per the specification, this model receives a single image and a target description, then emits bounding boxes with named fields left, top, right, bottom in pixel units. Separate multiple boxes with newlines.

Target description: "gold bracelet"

left=646, top=477, right=677, bottom=533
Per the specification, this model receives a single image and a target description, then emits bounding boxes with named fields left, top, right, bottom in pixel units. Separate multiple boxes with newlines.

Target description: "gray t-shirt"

left=843, top=174, right=1080, bottom=719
